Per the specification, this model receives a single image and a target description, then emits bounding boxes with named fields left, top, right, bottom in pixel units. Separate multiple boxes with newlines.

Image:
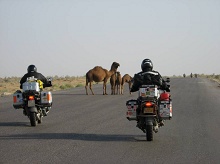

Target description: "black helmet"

left=27, top=65, right=37, bottom=73
left=141, top=59, right=153, bottom=71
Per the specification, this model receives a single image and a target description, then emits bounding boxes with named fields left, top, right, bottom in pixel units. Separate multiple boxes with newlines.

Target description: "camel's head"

left=111, top=62, right=120, bottom=70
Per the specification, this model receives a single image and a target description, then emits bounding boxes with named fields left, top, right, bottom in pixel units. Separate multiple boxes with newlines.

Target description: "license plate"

left=28, top=100, right=35, bottom=107
left=144, top=108, right=154, bottom=113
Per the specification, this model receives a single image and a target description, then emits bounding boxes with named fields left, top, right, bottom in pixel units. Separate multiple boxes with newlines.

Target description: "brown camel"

left=110, top=71, right=122, bottom=95
left=121, top=74, right=133, bottom=94
left=85, top=62, right=120, bottom=95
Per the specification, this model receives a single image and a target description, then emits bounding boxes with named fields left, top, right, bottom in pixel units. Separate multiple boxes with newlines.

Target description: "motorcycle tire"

left=30, top=112, right=37, bottom=126
left=146, top=125, right=153, bottom=141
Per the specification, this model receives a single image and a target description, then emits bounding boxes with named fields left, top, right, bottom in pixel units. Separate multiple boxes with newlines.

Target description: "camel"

left=121, top=74, right=133, bottom=94
left=110, top=71, right=122, bottom=95
left=85, top=62, right=120, bottom=95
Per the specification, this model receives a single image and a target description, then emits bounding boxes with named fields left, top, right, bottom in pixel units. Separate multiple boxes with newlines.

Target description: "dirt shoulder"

left=0, top=76, right=86, bottom=96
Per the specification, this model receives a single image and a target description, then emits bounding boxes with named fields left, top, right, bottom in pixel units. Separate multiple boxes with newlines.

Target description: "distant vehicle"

left=183, top=74, right=186, bottom=78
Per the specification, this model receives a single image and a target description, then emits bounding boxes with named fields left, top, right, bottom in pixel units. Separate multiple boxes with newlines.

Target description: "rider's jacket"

left=20, top=72, right=51, bottom=89
left=130, top=70, right=169, bottom=92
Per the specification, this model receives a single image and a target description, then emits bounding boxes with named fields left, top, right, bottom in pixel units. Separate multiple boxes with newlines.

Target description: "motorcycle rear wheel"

left=146, top=125, right=153, bottom=141
left=30, top=112, right=37, bottom=126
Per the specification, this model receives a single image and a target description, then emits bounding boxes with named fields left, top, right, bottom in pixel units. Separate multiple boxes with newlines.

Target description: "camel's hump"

left=86, top=66, right=108, bottom=74
left=93, top=66, right=103, bottom=69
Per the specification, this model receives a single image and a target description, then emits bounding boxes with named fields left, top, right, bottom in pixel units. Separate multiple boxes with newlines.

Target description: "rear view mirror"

left=47, top=77, right=53, bottom=81
left=166, top=78, right=170, bottom=83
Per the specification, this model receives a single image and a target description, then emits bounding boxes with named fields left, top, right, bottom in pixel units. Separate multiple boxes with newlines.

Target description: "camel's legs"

left=117, top=85, right=121, bottom=95
left=111, top=84, right=115, bottom=95
left=85, top=83, right=89, bottom=95
left=89, top=82, right=94, bottom=95
left=85, top=86, right=88, bottom=95
left=121, top=84, right=124, bottom=95
left=103, top=82, right=107, bottom=95
left=129, top=83, right=132, bottom=94
left=119, top=85, right=121, bottom=95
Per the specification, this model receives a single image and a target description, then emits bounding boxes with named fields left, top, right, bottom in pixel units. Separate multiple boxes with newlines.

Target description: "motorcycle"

left=13, top=76, right=52, bottom=126
left=126, top=78, right=172, bottom=141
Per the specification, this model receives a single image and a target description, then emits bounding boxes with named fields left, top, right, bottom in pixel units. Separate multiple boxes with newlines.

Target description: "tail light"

left=13, top=96, right=17, bottom=103
left=28, top=95, right=35, bottom=100
left=145, top=102, right=153, bottom=107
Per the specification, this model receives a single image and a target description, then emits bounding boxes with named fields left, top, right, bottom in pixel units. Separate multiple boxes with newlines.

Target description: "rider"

left=20, top=64, right=52, bottom=89
left=20, top=64, right=52, bottom=115
left=130, top=59, right=170, bottom=126
left=130, top=59, right=169, bottom=92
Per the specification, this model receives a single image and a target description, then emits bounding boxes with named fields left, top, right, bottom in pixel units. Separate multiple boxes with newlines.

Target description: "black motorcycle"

left=126, top=78, right=172, bottom=141
left=13, top=76, right=52, bottom=126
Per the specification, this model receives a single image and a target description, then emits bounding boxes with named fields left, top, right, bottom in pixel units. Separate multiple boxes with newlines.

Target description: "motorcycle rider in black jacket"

left=130, top=59, right=170, bottom=127
left=130, top=59, right=169, bottom=92
left=20, top=65, right=52, bottom=89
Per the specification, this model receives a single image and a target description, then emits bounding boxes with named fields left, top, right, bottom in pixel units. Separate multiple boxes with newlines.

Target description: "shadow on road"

left=0, top=132, right=145, bottom=142
left=0, top=122, right=29, bottom=127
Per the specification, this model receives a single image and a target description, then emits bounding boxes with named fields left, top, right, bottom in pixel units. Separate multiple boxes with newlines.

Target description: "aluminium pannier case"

left=40, top=91, right=52, bottom=107
left=159, top=100, right=172, bottom=120
left=13, top=92, right=24, bottom=109
left=126, top=99, right=138, bottom=121
left=159, top=92, right=172, bottom=120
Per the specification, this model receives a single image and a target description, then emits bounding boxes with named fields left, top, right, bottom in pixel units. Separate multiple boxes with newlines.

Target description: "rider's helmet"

left=27, top=65, right=37, bottom=73
left=141, top=59, right=153, bottom=72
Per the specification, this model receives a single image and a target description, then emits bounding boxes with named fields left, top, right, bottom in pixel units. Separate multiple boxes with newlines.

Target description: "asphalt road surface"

left=1, top=77, right=220, bottom=164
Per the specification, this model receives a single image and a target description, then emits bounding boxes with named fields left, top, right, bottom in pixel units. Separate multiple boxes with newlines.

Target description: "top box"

left=22, top=82, right=40, bottom=92
left=138, top=85, right=159, bottom=98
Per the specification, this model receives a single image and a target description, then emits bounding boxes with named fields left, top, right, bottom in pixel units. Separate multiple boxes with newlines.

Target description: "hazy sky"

left=0, top=0, right=219, bottom=77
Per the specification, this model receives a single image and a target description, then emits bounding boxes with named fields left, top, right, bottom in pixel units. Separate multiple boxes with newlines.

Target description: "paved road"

left=1, top=78, right=220, bottom=164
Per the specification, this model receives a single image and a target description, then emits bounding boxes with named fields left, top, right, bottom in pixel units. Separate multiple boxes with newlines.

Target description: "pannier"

left=40, top=91, right=52, bottom=107
left=126, top=99, right=138, bottom=121
left=13, top=91, right=24, bottom=109
left=159, top=92, right=172, bottom=120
